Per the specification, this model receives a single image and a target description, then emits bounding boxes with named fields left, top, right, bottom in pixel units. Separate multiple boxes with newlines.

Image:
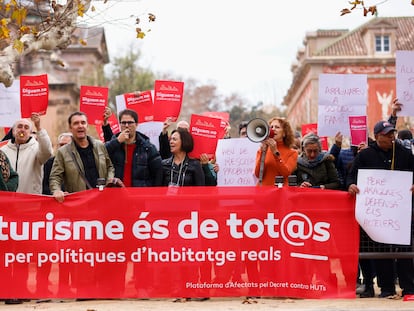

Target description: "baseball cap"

left=373, top=121, right=396, bottom=135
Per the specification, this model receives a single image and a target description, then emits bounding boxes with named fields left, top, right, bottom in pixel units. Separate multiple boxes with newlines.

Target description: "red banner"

left=20, top=74, right=49, bottom=117
left=153, top=80, right=184, bottom=122
left=0, top=187, right=358, bottom=299
left=79, top=86, right=109, bottom=125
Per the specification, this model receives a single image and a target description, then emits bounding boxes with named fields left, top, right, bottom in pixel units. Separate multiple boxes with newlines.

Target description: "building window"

left=375, top=35, right=390, bottom=52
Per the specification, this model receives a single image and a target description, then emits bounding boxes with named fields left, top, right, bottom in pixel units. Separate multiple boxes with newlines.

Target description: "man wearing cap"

left=347, top=120, right=414, bottom=298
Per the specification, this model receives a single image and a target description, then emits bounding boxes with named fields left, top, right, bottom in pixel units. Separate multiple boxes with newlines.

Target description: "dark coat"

left=347, top=141, right=414, bottom=188
left=294, top=152, right=340, bottom=190
left=105, top=131, right=163, bottom=187
left=162, top=156, right=205, bottom=186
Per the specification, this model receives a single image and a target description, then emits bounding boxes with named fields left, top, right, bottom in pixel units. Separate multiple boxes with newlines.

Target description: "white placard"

left=137, top=121, right=163, bottom=150
left=215, top=138, right=258, bottom=186
left=396, top=50, right=414, bottom=116
left=318, top=74, right=367, bottom=137
left=356, top=169, right=413, bottom=245
left=0, top=80, right=21, bottom=127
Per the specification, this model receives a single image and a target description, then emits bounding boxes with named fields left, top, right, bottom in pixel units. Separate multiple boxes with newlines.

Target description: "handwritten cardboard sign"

left=153, top=80, right=184, bottom=122
left=318, top=74, right=367, bottom=137
left=396, top=50, right=414, bottom=116
left=20, top=74, right=49, bottom=117
left=356, top=169, right=413, bottom=245
left=215, top=138, right=258, bottom=186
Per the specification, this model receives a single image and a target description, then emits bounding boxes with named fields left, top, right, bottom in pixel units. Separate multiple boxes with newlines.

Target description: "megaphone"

left=246, top=118, right=274, bottom=142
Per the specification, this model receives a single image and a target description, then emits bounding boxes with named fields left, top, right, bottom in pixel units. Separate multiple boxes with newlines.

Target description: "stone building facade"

left=283, top=16, right=414, bottom=138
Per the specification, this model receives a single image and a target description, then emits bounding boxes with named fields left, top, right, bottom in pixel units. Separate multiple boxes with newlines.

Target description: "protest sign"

left=0, top=80, right=20, bottom=127
left=349, top=116, right=367, bottom=146
left=202, top=111, right=230, bottom=138
left=95, top=112, right=120, bottom=142
left=318, top=74, right=367, bottom=137
left=153, top=80, right=184, bottom=122
left=189, top=114, right=222, bottom=159
left=80, top=85, right=108, bottom=125
left=20, top=74, right=48, bottom=117
left=301, top=123, right=317, bottom=137
left=215, top=138, right=258, bottom=186
left=396, top=50, right=414, bottom=116
left=355, top=169, right=413, bottom=245
left=121, top=90, right=154, bottom=123
left=137, top=121, right=164, bottom=150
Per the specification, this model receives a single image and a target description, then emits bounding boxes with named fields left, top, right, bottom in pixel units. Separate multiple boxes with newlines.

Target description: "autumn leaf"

left=11, top=7, right=27, bottom=26
left=77, top=2, right=85, bottom=17
left=79, top=38, right=87, bottom=46
left=13, top=39, right=24, bottom=53
left=148, top=13, right=156, bottom=22
left=136, top=28, right=145, bottom=39
left=19, top=25, right=31, bottom=34
left=340, top=8, right=351, bottom=16
left=0, top=19, right=10, bottom=39
left=91, top=5, right=95, bottom=12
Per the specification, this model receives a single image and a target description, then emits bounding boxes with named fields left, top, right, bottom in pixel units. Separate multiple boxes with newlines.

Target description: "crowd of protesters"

left=1, top=97, right=414, bottom=303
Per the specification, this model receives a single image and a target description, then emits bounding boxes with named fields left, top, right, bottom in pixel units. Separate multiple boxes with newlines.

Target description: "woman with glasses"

left=294, top=133, right=340, bottom=190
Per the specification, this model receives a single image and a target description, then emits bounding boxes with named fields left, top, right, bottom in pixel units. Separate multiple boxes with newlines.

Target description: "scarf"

left=0, top=151, right=10, bottom=183
left=297, top=151, right=331, bottom=169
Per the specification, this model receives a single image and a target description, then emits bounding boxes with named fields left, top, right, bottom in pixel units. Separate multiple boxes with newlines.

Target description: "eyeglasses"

left=120, top=121, right=136, bottom=126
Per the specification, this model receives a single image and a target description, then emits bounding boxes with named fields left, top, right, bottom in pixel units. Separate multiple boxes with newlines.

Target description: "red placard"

left=95, top=113, right=120, bottom=142
left=320, top=136, right=329, bottom=151
left=349, top=116, right=367, bottom=146
left=202, top=111, right=230, bottom=139
left=153, top=80, right=184, bottom=122
left=189, top=114, right=222, bottom=159
left=124, top=91, right=154, bottom=123
left=0, top=187, right=358, bottom=299
left=20, top=74, right=49, bottom=117
left=80, top=86, right=109, bottom=125
left=301, top=123, right=317, bottom=137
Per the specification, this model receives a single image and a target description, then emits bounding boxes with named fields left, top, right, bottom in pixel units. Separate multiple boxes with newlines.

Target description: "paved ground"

left=0, top=297, right=414, bottom=311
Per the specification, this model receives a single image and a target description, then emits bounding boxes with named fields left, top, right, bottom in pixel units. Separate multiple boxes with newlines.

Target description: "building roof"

left=315, top=16, right=414, bottom=56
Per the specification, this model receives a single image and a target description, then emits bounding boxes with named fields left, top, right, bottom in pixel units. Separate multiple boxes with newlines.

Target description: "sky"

left=85, top=0, right=413, bottom=108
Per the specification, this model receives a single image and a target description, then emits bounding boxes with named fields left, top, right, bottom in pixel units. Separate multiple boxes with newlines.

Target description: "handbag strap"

left=68, top=150, right=93, bottom=189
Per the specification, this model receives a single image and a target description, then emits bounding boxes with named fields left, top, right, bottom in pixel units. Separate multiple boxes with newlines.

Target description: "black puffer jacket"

left=105, top=131, right=163, bottom=187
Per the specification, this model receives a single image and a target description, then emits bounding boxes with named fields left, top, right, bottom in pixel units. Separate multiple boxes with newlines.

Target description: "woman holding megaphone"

left=252, top=117, right=298, bottom=186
